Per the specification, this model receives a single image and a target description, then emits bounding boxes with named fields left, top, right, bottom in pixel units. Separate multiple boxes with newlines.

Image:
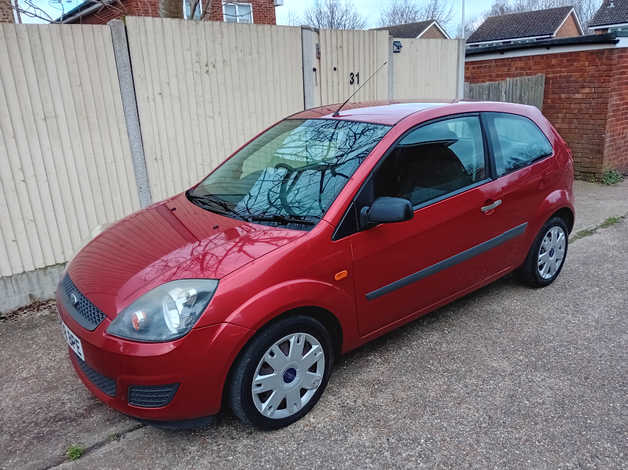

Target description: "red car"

left=57, top=101, right=574, bottom=429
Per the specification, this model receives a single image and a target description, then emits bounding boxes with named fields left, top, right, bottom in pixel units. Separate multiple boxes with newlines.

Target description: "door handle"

left=481, top=199, right=502, bottom=213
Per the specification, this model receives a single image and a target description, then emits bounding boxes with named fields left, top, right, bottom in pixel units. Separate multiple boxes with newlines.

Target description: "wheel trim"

left=537, top=226, right=566, bottom=280
left=251, top=332, right=325, bottom=420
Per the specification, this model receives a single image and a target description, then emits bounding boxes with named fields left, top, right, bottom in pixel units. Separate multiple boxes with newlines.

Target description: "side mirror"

left=360, top=197, right=413, bottom=229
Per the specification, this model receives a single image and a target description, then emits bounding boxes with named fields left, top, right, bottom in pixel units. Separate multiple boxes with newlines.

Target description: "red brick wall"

left=465, top=48, right=628, bottom=177
left=207, top=0, right=275, bottom=24
left=419, top=24, right=447, bottom=39
left=77, top=0, right=275, bottom=24
left=555, top=13, right=580, bottom=38
left=603, top=49, right=628, bottom=173
left=1, top=0, right=14, bottom=23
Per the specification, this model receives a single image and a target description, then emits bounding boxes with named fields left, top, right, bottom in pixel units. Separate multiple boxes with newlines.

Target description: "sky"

left=275, top=0, right=496, bottom=34
left=22, top=0, right=494, bottom=27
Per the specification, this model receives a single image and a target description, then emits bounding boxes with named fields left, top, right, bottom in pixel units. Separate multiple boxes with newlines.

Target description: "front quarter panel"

left=194, top=221, right=360, bottom=351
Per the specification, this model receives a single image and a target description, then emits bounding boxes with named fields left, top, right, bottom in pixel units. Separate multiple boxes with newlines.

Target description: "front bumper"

left=56, top=290, right=252, bottom=422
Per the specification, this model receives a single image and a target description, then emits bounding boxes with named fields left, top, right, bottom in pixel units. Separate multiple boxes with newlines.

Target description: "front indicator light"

left=107, top=279, right=218, bottom=342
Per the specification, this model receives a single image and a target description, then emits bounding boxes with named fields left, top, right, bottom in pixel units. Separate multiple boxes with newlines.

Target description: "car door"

left=481, top=112, right=559, bottom=264
left=346, top=114, right=525, bottom=336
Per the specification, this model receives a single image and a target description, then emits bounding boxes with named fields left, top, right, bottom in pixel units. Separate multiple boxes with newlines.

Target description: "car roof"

left=288, top=100, right=535, bottom=126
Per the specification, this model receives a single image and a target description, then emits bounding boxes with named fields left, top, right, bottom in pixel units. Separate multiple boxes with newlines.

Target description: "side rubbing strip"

left=366, top=223, right=528, bottom=301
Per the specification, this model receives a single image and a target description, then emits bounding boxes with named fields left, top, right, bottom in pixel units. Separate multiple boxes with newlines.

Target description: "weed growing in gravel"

left=66, top=444, right=84, bottom=461
left=571, top=228, right=595, bottom=241
left=599, top=216, right=623, bottom=228
left=600, top=170, right=624, bottom=185
left=570, top=216, right=625, bottom=242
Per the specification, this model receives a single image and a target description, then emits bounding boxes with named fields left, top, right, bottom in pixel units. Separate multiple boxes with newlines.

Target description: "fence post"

left=456, top=39, right=466, bottom=100
left=109, top=19, right=152, bottom=208
left=388, top=36, right=394, bottom=100
left=301, top=27, right=319, bottom=109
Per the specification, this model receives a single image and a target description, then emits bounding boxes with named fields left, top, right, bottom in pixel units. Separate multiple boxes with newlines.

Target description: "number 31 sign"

left=349, top=72, right=360, bottom=85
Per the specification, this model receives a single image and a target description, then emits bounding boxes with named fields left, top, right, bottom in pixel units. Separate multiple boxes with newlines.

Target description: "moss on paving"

left=570, top=215, right=625, bottom=242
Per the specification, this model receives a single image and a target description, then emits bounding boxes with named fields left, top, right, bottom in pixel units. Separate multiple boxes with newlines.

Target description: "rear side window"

left=485, top=113, right=553, bottom=176
left=373, top=115, right=486, bottom=206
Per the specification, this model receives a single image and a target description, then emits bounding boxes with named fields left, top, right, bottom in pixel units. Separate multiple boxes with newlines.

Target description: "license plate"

left=62, top=321, right=85, bottom=361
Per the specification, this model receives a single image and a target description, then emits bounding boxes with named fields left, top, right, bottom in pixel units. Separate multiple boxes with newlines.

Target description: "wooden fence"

left=464, top=74, right=546, bottom=110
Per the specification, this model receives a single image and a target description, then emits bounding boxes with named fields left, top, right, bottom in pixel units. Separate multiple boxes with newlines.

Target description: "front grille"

left=74, top=354, right=116, bottom=397
left=62, top=275, right=106, bottom=331
left=128, top=384, right=179, bottom=408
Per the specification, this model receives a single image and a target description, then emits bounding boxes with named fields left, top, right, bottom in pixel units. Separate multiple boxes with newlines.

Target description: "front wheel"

left=228, top=315, right=334, bottom=429
left=518, top=216, right=568, bottom=287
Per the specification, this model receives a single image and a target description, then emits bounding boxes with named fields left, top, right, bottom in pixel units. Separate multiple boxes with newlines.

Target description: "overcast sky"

left=275, top=0, right=495, bottom=33
left=25, top=0, right=493, bottom=26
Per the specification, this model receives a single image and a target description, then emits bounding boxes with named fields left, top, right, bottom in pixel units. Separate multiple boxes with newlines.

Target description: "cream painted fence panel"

left=126, top=17, right=304, bottom=201
left=318, top=29, right=389, bottom=105
left=0, top=24, right=139, bottom=277
left=392, top=38, right=464, bottom=101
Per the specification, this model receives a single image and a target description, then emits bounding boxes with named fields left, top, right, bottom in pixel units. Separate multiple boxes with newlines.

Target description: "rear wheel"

left=518, top=216, right=568, bottom=287
left=228, top=315, right=333, bottom=429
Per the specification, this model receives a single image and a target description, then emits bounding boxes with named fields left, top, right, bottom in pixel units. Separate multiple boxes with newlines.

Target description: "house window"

left=183, top=0, right=203, bottom=20
left=223, top=2, right=253, bottom=23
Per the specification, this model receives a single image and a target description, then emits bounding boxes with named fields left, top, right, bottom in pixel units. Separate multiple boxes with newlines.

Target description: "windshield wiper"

left=247, top=214, right=316, bottom=226
left=187, top=192, right=248, bottom=220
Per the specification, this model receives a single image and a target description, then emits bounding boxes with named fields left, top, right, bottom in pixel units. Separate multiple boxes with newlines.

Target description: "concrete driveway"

left=1, top=181, right=626, bottom=469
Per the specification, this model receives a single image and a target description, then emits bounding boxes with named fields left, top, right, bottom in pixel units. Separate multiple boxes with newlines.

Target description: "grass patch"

left=600, top=170, right=624, bottom=185
left=66, top=444, right=84, bottom=461
left=599, top=216, right=622, bottom=228
left=570, top=215, right=625, bottom=242
left=571, top=228, right=595, bottom=242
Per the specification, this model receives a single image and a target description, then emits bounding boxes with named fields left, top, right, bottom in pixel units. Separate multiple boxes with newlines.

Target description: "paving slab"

left=573, top=179, right=628, bottom=231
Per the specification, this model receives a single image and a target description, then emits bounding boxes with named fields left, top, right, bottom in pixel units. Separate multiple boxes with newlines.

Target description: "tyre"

left=228, top=315, right=334, bottom=429
left=518, top=216, right=568, bottom=287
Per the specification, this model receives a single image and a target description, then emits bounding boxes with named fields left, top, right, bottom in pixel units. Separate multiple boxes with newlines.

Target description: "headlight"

left=106, top=279, right=218, bottom=342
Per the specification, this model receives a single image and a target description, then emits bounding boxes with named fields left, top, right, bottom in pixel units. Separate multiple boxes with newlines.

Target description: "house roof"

left=373, top=20, right=449, bottom=39
left=467, top=6, right=579, bottom=44
left=589, top=0, right=628, bottom=28
left=56, top=0, right=115, bottom=23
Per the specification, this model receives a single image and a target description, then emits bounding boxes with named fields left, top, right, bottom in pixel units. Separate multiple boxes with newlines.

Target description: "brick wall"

left=420, top=24, right=447, bottom=39
left=555, top=13, right=580, bottom=38
left=1, top=0, right=14, bottom=23
left=77, top=0, right=275, bottom=24
left=603, top=48, right=628, bottom=172
left=207, top=0, right=275, bottom=24
left=465, top=48, right=628, bottom=177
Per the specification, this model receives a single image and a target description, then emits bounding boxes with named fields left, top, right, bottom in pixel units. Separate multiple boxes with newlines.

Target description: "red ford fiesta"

left=57, top=101, right=574, bottom=429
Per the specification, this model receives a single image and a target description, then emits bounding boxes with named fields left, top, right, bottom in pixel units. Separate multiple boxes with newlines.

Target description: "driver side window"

left=374, top=116, right=486, bottom=206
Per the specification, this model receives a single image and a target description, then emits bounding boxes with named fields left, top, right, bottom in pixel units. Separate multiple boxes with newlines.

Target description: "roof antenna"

left=332, top=61, right=388, bottom=117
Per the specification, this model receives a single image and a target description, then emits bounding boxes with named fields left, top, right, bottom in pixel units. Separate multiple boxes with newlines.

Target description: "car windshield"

left=187, top=119, right=391, bottom=229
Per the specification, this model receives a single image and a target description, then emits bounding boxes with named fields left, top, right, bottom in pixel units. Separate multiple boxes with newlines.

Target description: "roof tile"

left=589, top=0, right=628, bottom=28
left=468, top=6, right=575, bottom=44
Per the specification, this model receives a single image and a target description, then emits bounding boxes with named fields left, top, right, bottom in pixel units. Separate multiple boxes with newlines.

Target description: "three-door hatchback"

left=57, top=101, right=574, bottom=429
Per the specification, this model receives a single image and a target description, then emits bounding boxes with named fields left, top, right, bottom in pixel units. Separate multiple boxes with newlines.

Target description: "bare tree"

left=419, top=0, right=454, bottom=26
left=10, top=0, right=55, bottom=23
left=9, top=0, right=128, bottom=23
left=378, top=0, right=421, bottom=26
left=379, top=0, right=454, bottom=31
left=304, top=0, right=366, bottom=30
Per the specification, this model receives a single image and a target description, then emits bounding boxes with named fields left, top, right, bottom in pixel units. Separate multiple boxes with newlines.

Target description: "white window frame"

left=223, top=2, right=254, bottom=24
left=183, top=0, right=203, bottom=20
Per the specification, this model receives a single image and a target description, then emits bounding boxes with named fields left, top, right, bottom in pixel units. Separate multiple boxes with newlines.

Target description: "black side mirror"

left=359, top=197, right=413, bottom=229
